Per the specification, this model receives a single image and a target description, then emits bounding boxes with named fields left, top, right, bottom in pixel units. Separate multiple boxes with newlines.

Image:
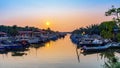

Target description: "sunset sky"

left=0, top=0, right=120, bottom=32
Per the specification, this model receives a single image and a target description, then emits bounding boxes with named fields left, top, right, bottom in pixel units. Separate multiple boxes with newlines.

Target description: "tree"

left=10, top=25, right=18, bottom=36
left=116, top=33, right=120, bottom=42
left=105, top=5, right=120, bottom=19
left=72, top=24, right=100, bottom=35
left=0, top=25, right=43, bottom=36
left=99, top=21, right=117, bottom=39
left=25, top=26, right=29, bottom=30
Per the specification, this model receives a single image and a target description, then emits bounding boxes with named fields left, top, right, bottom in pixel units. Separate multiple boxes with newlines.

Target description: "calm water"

left=0, top=35, right=120, bottom=68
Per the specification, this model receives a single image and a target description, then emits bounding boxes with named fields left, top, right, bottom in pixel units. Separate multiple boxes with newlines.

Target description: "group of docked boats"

left=0, top=32, right=67, bottom=52
left=70, top=34, right=120, bottom=52
left=0, top=40, right=29, bottom=52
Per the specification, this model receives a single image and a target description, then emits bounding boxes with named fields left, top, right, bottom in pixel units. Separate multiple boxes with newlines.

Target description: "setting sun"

left=46, top=21, right=50, bottom=26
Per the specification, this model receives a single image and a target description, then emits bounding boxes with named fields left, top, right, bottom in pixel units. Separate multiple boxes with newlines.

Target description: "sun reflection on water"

left=45, top=42, right=51, bottom=47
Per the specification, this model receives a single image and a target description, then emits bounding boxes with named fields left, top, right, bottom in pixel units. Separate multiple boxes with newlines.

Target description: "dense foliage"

left=72, top=24, right=100, bottom=35
left=72, top=21, right=119, bottom=40
left=99, top=21, right=118, bottom=39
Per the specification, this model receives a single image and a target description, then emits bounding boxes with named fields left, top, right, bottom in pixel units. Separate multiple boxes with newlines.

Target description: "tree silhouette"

left=105, top=5, right=120, bottom=22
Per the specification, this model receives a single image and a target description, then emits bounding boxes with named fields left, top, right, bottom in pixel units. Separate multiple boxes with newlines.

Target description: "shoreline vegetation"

left=72, top=5, right=120, bottom=42
left=71, top=6, right=120, bottom=68
left=0, top=25, right=59, bottom=36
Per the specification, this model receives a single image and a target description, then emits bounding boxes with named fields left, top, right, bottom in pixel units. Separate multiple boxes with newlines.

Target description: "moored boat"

left=81, top=43, right=111, bottom=52
left=0, top=40, right=27, bottom=51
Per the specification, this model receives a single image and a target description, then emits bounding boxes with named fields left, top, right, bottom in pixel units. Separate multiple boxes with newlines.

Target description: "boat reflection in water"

left=76, top=45, right=120, bottom=68
left=1, top=35, right=120, bottom=68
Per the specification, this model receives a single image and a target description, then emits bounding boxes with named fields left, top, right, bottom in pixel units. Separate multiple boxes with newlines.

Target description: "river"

left=0, top=34, right=120, bottom=68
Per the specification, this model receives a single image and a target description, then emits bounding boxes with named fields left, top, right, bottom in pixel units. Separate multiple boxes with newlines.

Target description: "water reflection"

left=75, top=47, right=81, bottom=63
left=1, top=35, right=120, bottom=68
left=0, top=40, right=55, bottom=57
left=77, top=47, right=120, bottom=68
left=100, top=49, right=120, bottom=68
left=45, top=42, right=51, bottom=47
left=74, top=40, right=120, bottom=68
left=31, top=43, right=45, bottom=49
left=11, top=52, right=27, bottom=56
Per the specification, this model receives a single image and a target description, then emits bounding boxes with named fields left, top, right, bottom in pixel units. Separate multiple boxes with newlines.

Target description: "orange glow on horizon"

left=0, top=13, right=112, bottom=32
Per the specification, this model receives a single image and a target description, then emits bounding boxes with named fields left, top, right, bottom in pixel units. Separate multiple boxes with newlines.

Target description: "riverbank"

left=0, top=31, right=67, bottom=53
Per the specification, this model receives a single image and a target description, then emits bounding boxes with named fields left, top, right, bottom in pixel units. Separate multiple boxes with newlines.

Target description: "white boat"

left=92, top=39, right=103, bottom=44
left=16, top=36, right=40, bottom=44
